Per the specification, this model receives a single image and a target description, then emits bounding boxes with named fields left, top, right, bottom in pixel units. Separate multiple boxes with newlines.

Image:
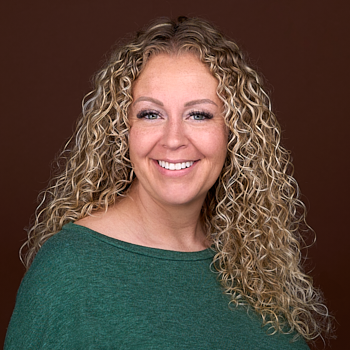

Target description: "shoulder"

left=37, top=222, right=92, bottom=255
left=4, top=223, right=112, bottom=349
left=16, top=224, right=90, bottom=300
left=23, top=224, right=89, bottom=280
left=14, top=222, right=136, bottom=305
left=22, top=222, right=129, bottom=287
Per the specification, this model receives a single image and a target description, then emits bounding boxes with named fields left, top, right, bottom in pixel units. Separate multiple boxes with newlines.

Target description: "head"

left=77, top=16, right=280, bottom=227
left=128, top=52, right=228, bottom=208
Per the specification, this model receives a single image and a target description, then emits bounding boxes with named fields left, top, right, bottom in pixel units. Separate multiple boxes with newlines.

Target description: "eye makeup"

left=136, top=109, right=161, bottom=119
left=136, top=109, right=214, bottom=121
left=188, top=110, right=214, bottom=120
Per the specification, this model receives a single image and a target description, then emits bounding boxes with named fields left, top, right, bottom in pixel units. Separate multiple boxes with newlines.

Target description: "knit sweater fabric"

left=5, top=223, right=309, bottom=349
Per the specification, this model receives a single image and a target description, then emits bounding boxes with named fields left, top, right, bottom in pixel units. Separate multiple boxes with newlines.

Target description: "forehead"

left=132, top=53, right=219, bottom=98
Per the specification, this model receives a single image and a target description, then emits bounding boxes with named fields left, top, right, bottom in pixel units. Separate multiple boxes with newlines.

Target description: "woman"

left=5, top=17, right=332, bottom=349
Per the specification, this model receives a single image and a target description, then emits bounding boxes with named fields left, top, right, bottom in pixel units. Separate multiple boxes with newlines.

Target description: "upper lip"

left=156, top=159, right=197, bottom=163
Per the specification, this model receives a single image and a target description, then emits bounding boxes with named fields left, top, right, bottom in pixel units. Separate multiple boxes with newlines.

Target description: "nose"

left=161, top=117, right=188, bottom=150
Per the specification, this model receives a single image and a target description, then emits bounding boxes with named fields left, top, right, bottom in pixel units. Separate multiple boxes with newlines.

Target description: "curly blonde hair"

left=23, top=16, right=333, bottom=342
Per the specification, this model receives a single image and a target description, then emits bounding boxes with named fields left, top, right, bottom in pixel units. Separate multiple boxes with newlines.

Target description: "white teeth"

left=158, top=160, right=194, bottom=171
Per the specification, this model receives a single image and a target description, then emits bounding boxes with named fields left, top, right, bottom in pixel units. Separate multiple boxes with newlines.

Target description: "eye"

left=189, top=111, right=214, bottom=121
left=136, top=110, right=161, bottom=120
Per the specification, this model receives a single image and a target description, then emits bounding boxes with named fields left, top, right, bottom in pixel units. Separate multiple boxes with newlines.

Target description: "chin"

left=155, top=190, right=206, bottom=207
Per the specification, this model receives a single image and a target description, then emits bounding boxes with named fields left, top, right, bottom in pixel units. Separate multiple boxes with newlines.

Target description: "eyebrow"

left=184, top=99, right=217, bottom=107
left=133, top=97, right=164, bottom=106
left=133, top=97, right=217, bottom=107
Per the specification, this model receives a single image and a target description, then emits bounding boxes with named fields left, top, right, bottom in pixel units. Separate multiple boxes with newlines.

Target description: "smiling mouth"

left=157, top=160, right=194, bottom=170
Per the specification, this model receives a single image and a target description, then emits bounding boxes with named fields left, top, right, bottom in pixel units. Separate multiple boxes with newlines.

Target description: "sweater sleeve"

left=4, top=233, right=91, bottom=349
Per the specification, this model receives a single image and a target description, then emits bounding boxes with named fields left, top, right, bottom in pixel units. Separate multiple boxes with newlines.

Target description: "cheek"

left=128, top=128, right=144, bottom=161
left=200, top=129, right=228, bottom=160
left=128, top=126, right=158, bottom=161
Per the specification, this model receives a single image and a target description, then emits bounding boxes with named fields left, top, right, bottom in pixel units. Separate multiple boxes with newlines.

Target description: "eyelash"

left=188, top=110, right=214, bottom=120
left=136, top=110, right=160, bottom=119
left=136, top=110, right=214, bottom=120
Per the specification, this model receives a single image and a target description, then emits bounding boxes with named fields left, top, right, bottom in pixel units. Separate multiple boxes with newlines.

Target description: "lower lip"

left=153, top=160, right=198, bottom=177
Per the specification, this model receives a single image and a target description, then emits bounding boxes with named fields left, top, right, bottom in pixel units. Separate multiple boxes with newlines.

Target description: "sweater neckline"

left=63, top=222, right=216, bottom=261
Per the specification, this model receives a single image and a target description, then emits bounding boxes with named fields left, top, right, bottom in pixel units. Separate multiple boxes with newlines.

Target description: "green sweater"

left=5, top=223, right=309, bottom=349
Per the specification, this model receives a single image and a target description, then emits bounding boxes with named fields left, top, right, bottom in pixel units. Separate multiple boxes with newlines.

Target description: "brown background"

left=1, top=0, right=349, bottom=348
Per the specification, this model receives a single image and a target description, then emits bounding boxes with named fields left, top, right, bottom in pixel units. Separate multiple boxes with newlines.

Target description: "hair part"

left=22, top=16, right=334, bottom=342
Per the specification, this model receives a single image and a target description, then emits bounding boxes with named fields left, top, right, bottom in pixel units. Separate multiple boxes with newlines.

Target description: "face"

left=128, top=53, right=228, bottom=207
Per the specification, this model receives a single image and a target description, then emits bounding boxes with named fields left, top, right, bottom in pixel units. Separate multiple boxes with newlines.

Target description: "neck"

left=113, top=180, right=209, bottom=251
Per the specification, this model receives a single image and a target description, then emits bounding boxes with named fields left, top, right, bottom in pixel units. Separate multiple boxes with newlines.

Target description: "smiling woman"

left=5, top=16, right=333, bottom=349
left=128, top=53, right=227, bottom=214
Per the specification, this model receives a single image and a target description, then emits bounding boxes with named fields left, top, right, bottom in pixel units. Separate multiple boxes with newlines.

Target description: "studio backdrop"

left=1, top=1, right=348, bottom=348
